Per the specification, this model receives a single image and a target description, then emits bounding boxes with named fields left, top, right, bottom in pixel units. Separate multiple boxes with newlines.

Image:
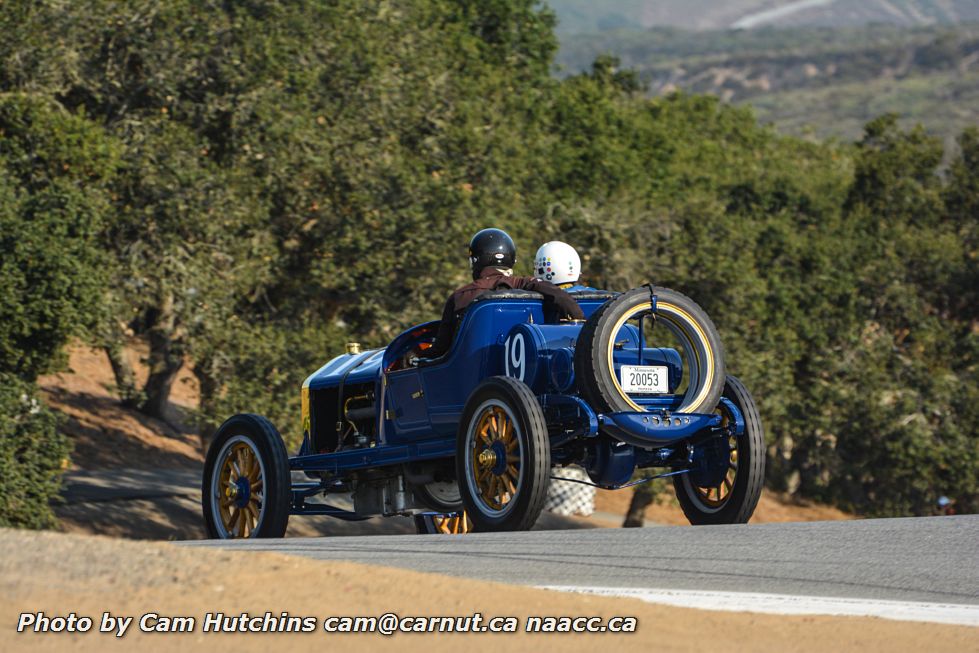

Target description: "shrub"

left=0, top=375, right=70, bottom=529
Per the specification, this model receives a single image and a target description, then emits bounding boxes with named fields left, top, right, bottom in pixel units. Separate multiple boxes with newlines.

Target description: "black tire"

left=202, top=413, right=291, bottom=539
left=456, top=376, right=550, bottom=532
left=575, top=286, right=725, bottom=415
left=674, top=376, right=765, bottom=525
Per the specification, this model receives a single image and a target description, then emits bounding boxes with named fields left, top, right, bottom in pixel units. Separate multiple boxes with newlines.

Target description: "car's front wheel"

left=456, top=376, right=550, bottom=532
left=202, top=414, right=291, bottom=539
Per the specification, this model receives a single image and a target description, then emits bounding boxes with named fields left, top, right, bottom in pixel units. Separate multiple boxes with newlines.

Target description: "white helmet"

left=534, top=241, right=580, bottom=285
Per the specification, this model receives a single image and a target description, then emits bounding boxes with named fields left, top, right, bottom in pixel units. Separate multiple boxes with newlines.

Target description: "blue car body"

left=290, top=290, right=737, bottom=518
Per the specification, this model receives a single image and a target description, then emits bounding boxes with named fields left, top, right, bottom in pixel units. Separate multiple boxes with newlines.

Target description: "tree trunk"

left=140, top=293, right=184, bottom=421
left=193, top=354, right=221, bottom=455
left=103, top=327, right=140, bottom=408
left=623, top=484, right=655, bottom=528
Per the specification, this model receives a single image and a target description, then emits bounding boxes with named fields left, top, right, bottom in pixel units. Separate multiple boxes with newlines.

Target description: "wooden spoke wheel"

left=216, top=439, right=265, bottom=538
left=674, top=376, right=765, bottom=525
left=457, top=377, right=549, bottom=532
left=203, top=414, right=290, bottom=539
left=690, top=413, right=738, bottom=509
left=431, top=512, right=472, bottom=534
left=471, top=404, right=521, bottom=511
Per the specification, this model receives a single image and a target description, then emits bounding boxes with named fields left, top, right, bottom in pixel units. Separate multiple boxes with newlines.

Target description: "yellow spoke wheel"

left=457, top=377, right=550, bottom=532
left=691, top=411, right=739, bottom=509
left=470, top=405, right=521, bottom=511
left=215, top=441, right=265, bottom=538
left=674, top=376, right=765, bottom=525
left=432, top=512, right=472, bottom=534
left=203, top=414, right=290, bottom=539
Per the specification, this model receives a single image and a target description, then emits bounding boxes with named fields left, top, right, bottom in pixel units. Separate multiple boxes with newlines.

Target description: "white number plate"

left=620, top=365, right=668, bottom=394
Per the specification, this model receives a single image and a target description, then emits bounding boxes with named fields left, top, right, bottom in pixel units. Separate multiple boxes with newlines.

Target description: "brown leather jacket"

left=427, top=268, right=585, bottom=359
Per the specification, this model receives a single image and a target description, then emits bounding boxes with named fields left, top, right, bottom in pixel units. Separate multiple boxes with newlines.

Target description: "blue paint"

left=282, top=292, right=741, bottom=519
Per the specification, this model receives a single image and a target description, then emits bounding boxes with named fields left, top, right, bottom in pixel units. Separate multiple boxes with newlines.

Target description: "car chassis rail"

left=286, top=396, right=744, bottom=514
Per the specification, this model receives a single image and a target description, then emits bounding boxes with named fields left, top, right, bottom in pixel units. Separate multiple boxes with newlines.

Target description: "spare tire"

left=574, top=286, right=725, bottom=415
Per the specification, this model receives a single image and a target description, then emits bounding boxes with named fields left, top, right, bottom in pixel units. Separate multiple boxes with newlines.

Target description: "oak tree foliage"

left=0, top=1, right=976, bottom=526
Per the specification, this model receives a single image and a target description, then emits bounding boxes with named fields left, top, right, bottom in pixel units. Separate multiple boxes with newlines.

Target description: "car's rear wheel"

left=202, top=414, right=291, bottom=539
left=456, top=376, right=550, bottom=532
left=674, top=376, right=765, bottom=525
left=574, top=286, right=725, bottom=415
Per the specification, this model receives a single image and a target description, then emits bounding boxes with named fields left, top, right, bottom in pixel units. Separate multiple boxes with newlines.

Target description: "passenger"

left=427, top=229, right=584, bottom=359
left=535, top=241, right=599, bottom=518
left=533, top=241, right=597, bottom=292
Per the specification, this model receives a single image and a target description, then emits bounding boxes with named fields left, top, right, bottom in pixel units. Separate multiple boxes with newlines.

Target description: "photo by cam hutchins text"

left=16, top=611, right=639, bottom=636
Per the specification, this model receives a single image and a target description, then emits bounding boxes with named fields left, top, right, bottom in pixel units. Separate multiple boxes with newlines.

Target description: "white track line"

left=539, top=586, right=979, bottom=627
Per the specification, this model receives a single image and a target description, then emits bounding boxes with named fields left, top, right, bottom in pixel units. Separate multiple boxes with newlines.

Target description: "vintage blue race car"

left=202, top=286, right=765, bottom=538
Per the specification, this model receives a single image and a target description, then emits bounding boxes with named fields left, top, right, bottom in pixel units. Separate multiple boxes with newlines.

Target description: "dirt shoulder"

left=593, top=485, right=853, bottom=526
left=2, top=528, right=975, bottom=653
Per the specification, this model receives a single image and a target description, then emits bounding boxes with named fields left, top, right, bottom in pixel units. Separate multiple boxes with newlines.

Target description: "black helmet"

left=469, top=228, right=516, bottom=279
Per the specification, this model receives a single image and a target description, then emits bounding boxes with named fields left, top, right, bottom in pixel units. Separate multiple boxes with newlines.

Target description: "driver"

left=427, top=228, right=584, bottom=359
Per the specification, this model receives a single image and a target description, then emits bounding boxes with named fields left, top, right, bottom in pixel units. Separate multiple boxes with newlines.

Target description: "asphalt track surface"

left=191, top=515, right=979, bottom=606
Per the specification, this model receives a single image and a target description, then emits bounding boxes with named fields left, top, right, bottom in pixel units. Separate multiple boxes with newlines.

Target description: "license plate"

left=620, top=365, right=668, bottom=394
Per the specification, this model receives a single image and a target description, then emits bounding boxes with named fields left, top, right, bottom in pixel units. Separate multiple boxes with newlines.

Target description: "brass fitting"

left=478, top=449, right=497, bottom=468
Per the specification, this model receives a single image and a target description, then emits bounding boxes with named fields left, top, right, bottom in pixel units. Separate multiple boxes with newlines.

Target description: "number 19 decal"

left=504, top=333, right=525, bottom=381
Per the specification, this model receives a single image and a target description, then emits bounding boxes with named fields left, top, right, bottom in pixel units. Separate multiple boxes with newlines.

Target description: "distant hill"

left=550, top=3, right=979, bottom=141
left=548, top=0, right=979, bottom=35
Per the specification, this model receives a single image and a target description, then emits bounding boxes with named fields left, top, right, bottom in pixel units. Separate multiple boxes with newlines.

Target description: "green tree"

left=1, top=0, right=975, bottom=522
left=0, top=374, right=70, bottom=529
left=0, top=93, right=117, bottom=527
left=800, top=116, right=979, bottom=515
left=944, top=127, right=979, bottom=323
